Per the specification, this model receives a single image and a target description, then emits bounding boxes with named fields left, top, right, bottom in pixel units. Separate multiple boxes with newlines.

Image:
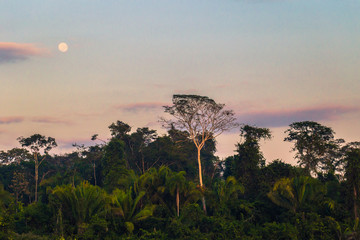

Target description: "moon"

left=58, top=42, right=68, bottom=52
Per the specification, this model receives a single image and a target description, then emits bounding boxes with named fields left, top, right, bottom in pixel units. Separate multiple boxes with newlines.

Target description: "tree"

left=284, top=121, right=340, bottom=176
left=138, top=167, right=200, bottom=217
left=0, top=148, right=31, bottom=165
left=267, top=176, right=324, bottom=214
left=0, top=184, right=13, bottom=210
left=259, top=159, right=297, bottom=191
left=108, top=121, right=160, bottom=174
left=146, top=128, right=203, bottom=180
left=224, top=125, right=271, bottom=197
left=101, top=138, right=130, bottom=192
left=109, top=120, right=131, bottom=139
left=235, top=125, right=271, bottom=175
left=128, top=127, right=158, bottom=174
left=167, top=171, right=187, bottom=217
left=9, top=171, right=30, bottom=202
left=162, top=94, right=238, bottom=212
left=51, top=181, right=109, bottom=235
left=110, top=187, right=154, bottom=234
left=73, top=134, right=106, bottom=186
left=138, top=166, right=172, bottom=209
left=342, top=142, right=360, bottom=221
left=18, top=134, right=57, bottom=202
left=209, top=176, right=244, bottom=217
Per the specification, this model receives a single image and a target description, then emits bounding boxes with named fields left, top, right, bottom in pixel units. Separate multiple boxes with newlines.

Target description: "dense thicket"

left=1, top=115, right=360, bottom=239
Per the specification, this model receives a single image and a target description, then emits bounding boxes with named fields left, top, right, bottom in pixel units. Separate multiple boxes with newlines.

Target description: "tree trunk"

left=176, top=187, right=180, bottom=217
left=197, top=147, right=203, bottom=187
left=93, top=162, right=97, bottom=186
left=354, top=185, right=358, bottom=220
left=142, top=155, right=145, bottom=174
left=35, top=161, right=38, bottom=202
left=197, top=147, right=207, bottom=214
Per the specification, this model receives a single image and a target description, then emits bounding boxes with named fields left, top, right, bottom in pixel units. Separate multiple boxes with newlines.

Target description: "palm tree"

left=138, top=166, right=201, bottom=217
left=167, top=171, right=186, bottom=217
left=111, top=187, right=154, bottom=234
left=208, top=176, right=244, bottom=216
left=51, top=181, right=109, bottom=234
left=267, top=176, right=323, bottom=214
left=215, top=176, right=244, bottom=205
left=138, top=166, right=171, bottom=207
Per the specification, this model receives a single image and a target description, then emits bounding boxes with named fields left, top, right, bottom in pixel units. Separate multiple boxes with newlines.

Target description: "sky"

left=1, top=0, right=360, bottom=165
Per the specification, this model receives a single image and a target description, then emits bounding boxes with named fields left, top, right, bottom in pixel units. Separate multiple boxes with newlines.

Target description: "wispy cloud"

left=237, top=105, right=359, bottom=128
left=0, top=42, right=48, bottom=64
left=0, top=117, right=24, bottom=124
left=115, top=102, right=166, bottom=112
left=31, top=116, right=72, bottom=125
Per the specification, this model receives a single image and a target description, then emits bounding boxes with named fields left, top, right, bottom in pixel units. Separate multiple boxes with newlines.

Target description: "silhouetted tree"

left=284, top=121, right=341, bottom=176
left=18, top=134, right=57, bottom=202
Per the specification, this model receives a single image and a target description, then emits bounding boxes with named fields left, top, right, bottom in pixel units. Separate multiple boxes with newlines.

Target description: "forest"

left=1, top=95, right=360, bottom=240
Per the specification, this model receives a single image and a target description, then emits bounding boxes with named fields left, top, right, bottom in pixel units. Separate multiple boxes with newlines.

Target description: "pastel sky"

left=1, top=0, right=360, bottom=164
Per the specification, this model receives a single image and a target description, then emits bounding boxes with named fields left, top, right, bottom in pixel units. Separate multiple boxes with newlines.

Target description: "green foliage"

left=199, top=217, right=245, bottom=239
left=342, top=142, right=360, bottom=220
left=80, top=214, right=109, bottom=240
left=162, top=94, right=238, bottom=214
left=101, top=138, right=129, bottom=192
left=50, top=181, right=109, bottom=236
left=257, top=222, right=298, bottom=240
left=122, top=229, right=168, bottom=240
left=284, top=121, right=341, bottom=175
left=207, top=176, right=244, bottom=217
left=296, top=213, right=342, bottom=240
left=110, top=187, right=154, bottom=234
left=267, top=176, right=325, bottom=214
left=0, top=148, right=31, bottom=165
left=10, top=232, right=51, bottom=240
left=138, top=167, right=200, bottom=218
left=226, top=125, right=271, bottom=198
left=18, top=134, right=57, bottom=203
left=21, top=202, right=53, bottom=235
left=17, top=134, right=57, bottom=155
left=0, top=184, right=13, bottom=209
left=1, top=120, right=360, bottom=239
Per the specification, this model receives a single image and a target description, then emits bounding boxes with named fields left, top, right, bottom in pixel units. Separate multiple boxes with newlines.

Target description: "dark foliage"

left=0, top=119, right=359, bottom=239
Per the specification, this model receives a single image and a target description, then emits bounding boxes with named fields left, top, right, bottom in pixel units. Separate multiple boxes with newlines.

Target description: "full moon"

left=58, top=42, right=68, bottom=52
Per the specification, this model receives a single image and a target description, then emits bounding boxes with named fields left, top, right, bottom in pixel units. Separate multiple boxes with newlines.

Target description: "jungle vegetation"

left=1, top=95, right=360, bottom=240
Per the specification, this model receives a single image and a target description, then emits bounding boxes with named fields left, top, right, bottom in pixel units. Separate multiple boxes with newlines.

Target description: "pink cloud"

left=31, top=116, right=72, bottom=125
left=0, top=117, right=24, bottom=124
left=0, top=42, right=48, bottom=63
left=236, top=105, right=359, bottom=128
left=115, top=102, right=166, bottom=112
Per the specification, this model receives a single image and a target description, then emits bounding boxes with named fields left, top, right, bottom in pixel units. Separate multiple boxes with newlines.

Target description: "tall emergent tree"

left=18, top=134, right=57, bottom=202
left=284, top=121, right=339, bottom=176
left=162, top=94, right=238, bottom=212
